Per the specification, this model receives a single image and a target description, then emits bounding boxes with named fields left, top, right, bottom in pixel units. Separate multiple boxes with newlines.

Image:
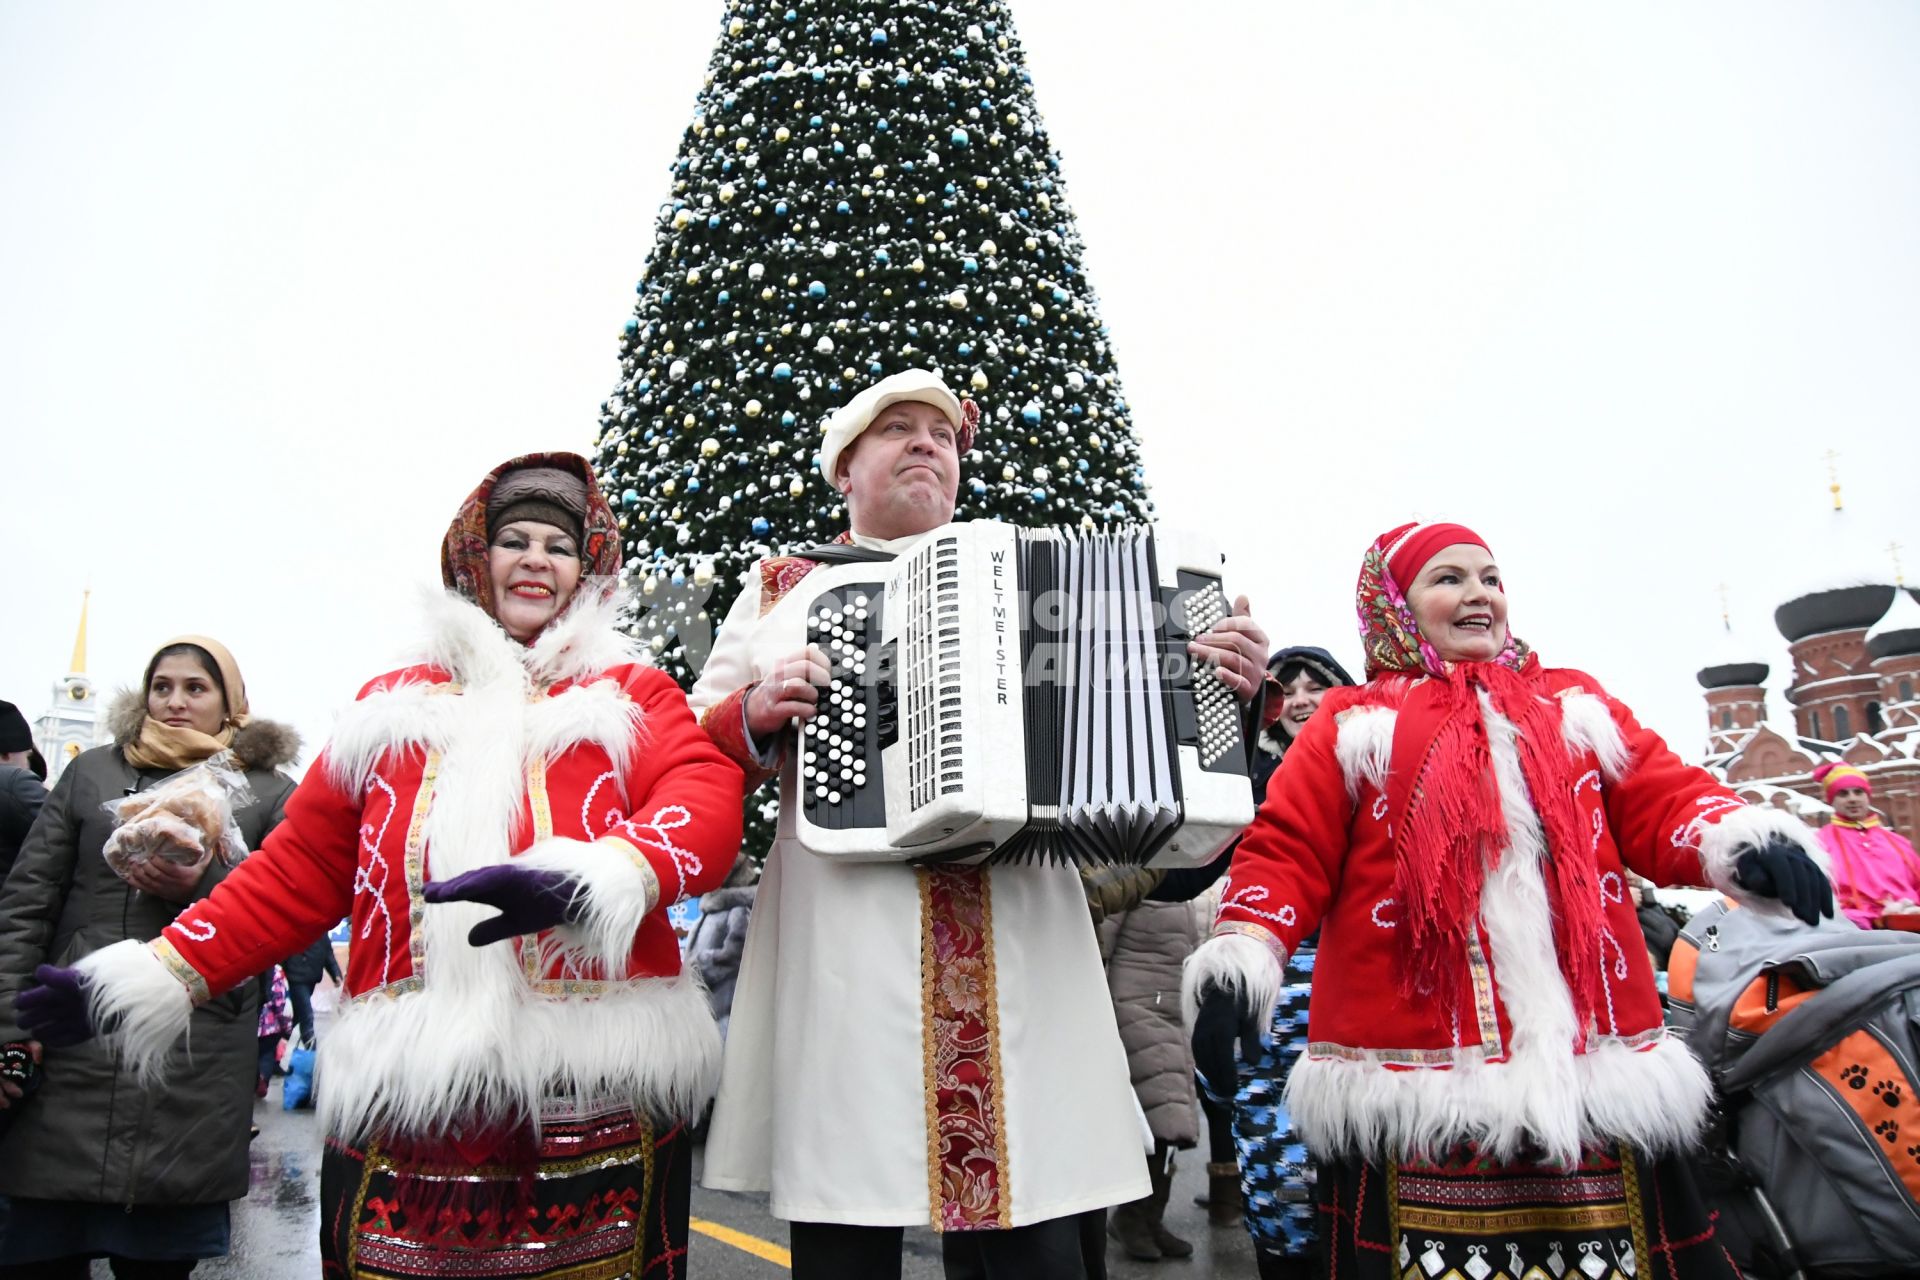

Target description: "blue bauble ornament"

left=870, top=27, right=887, bottom=44
left=1029, top=488, right=1048, bottom=503
left=624, top=318, right=639, bottom=334
left=621, top=488, right=640, bottom=508
left=808, top=280, right=827, bottom=297
left=1022, top=404, right=1043, bottom=425
left=752, top=517, right=772, bottom=537
left=835, top=201, right=850, bottom=215
left=874, top=248, right=890, bottom=265
left=962, top=257, right=978, bottom=274
left=951, top=128, right=970, bottom=147
left=772, top=362, right=794, bottom=380
left=781, top=411, right=797, bottom=427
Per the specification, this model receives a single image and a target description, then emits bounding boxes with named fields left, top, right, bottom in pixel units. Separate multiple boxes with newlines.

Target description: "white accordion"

left=766, top=520, right=1254, bottom=867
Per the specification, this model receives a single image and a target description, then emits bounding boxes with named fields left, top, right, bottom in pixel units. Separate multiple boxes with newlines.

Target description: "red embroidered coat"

left=84, top=592, right=743, bottom=1144
left=1192, top=668, right=1821, bottom=1165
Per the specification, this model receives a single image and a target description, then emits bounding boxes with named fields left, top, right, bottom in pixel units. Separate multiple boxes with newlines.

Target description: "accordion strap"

left=797, top=542, right=899, bottom=566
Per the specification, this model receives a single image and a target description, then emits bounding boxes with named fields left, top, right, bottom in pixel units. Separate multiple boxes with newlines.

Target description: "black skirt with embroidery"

left=318, top=1102, right=690, bottom=1280
left=1315, top=1145, right=1740, bottom=1280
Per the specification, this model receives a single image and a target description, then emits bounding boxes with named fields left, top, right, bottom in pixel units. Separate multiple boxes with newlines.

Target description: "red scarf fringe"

left=1389, top=663, right=1604, bottom=1045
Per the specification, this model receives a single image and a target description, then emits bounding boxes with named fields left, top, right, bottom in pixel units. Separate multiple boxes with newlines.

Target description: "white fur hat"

left=817, top=368, right=967, bottom=485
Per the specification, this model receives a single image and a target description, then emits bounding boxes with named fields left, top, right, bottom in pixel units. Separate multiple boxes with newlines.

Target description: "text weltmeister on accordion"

left=764, top=520, right=1255, bottom=867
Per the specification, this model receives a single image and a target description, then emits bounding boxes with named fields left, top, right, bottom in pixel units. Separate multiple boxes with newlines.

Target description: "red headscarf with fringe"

left=1356, top=522, right=1605, bottom=1045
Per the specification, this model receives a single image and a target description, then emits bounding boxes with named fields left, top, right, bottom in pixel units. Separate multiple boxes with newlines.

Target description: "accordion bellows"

left=771, top=521, right=1253, bottom=867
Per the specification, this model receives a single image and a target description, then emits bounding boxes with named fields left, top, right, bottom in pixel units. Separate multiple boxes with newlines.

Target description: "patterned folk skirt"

left=1232, top=943, right=1318, bottom=1261
left=318, top=1100, right=690, bottom=1280
left=1315, top=1145, right=1740, bottom=1280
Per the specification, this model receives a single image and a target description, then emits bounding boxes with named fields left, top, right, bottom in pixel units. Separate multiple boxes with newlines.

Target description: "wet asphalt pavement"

left=152, top=993, right=1257, bottom=1277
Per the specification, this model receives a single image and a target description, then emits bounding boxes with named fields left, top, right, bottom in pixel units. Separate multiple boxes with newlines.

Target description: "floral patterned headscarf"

left=441, top=452, right=621, bottom=624
left=1356, top=520, right=1532, bottom=679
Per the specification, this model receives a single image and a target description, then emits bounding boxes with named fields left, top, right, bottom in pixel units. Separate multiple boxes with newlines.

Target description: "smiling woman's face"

left=487, top=520, right=584, bottom=643
left=1405, top=543, right=1509, bottom=664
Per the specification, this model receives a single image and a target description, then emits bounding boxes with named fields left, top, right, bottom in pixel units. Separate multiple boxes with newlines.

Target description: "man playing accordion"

left=692, top=369, right=1269, bottom=1278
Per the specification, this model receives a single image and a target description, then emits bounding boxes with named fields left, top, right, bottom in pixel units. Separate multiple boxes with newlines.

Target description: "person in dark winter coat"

left=1153, top=646, right=1356, bottom=1276
left=1099, top=900, right=1206, bottom=1263
left=0, top=700, right=47, bottom=883
left=0, top=639, right=299, bottom=1275
left=280, top=932, right=341, bottom=1048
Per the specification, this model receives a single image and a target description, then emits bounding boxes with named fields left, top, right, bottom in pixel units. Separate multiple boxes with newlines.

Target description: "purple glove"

left=16, top=965, right=95, bottom=1049
left=422, top=864, right=582, bottom=948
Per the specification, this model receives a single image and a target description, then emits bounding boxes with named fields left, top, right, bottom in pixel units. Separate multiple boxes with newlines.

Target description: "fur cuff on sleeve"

left=1693, top=803, right=1830, bottom=917
left=73, top=939, right=199, bottom=1087
left=1182, top=928, right=1285, bottom=1031
left=517, top=836, right=660, bottom=978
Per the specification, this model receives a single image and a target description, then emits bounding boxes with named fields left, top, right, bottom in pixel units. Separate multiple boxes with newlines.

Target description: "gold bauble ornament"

left=970, top=369, right=989, bottom=391
left=744, top=400, right=762, bottom=417
left=701, top=437, right=721, bottom=457
left=662, top=480, right=676, bottom=496
left=788, top=476, right=806, bottom=497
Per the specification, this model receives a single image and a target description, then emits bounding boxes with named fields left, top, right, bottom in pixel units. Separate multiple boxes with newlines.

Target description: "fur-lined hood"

left=104, top=690, right=303, bottom=773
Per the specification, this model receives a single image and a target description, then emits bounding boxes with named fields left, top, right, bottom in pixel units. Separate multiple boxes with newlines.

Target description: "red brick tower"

left=1696, top=633, right=1769, bottom=758
left=1775, top=584, right=1889, bottom=744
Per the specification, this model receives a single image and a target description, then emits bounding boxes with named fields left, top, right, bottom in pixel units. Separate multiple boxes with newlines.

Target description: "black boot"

left=1146, top=1141, right=1193, bottom=1260
left=1106, top=1197, right=1161, bottom=1261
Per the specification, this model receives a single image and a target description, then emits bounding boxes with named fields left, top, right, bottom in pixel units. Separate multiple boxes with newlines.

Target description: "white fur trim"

left=1558, top=690, right=1632, bottom=782
left=1181, top=931, right=1284, bottom=1030
left=526, top=585, right=642, bottom=686
left=517, top=836, right=660, bottom=977
left=525, top=682, right=646, bottom=798
left=1692, top=802, right=1830, bottom=917
left=326, top=680, right=462, bottom=797
left=72, top=939, right=196, bottom=1088
left=1284, top=1033, right=1711, bottom=1164
left=319, top=975, right=720, bottom=1142
left=1285, top=693, right=1714, bottom=1166
left=1334, top=706, right=1395, bottom=800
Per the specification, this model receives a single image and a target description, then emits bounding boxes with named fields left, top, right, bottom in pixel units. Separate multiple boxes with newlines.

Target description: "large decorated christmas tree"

left=595, top=0, right=1156, bottom=850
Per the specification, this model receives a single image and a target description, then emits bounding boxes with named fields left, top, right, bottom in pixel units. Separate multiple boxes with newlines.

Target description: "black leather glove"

left=1191, top=982, right=1264, bottom=1103
left=1734, top=837, right=1835, bottom=927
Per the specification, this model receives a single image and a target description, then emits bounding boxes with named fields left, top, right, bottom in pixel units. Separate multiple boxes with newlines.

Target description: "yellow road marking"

left=689, top=1217, right=792, bottom=1268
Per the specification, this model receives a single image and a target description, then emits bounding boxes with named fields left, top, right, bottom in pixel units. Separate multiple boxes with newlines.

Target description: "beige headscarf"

left=123, top=635, right=252, bottom=772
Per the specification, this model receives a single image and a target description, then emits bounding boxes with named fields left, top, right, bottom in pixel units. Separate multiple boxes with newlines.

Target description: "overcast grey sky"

left=3, top=1, right=1916, bottom=772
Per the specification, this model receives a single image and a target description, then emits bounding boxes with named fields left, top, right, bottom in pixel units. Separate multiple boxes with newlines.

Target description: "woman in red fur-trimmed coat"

left=17, top=453, right=744, bottom=1278
left=1184, top=521, right=1833, bottom=1280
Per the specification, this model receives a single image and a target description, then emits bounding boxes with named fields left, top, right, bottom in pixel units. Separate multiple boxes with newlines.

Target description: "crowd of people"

left=0, top=366, right=1911, bottom=1279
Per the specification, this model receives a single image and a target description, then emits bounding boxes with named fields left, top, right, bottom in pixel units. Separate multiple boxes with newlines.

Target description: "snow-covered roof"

left=1866, top=587, right=1920, bottom=658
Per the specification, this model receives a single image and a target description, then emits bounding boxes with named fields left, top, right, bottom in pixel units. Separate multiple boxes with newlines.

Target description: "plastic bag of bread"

left=102, top=758, right=256, bottom=879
